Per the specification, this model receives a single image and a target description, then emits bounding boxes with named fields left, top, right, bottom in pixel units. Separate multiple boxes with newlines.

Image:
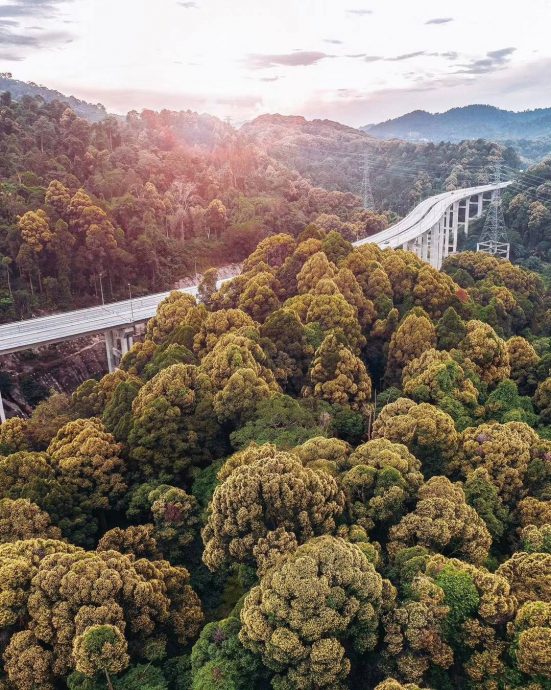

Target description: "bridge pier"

left=477, top=193, right=484, bottom=217
left=104, top=327, right=134, bottom=373
left=462, top=197, right=471, bottom=236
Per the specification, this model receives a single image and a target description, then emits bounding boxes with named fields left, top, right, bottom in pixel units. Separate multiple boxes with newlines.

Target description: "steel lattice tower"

left=476, top=162, right=510, bottom=259
left=361, top=151, right=375, bottom=210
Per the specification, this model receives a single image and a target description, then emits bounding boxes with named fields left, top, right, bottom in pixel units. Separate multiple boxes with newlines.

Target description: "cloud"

left=426, top=17, right=453, bottom=24
left=62, top=85, right=263, bottom=118
left=297, top=54, right=551, bottom=128
left=245, top=51, right=333, bottom=69
left=324, top=38, right=343, bottom=45
left=0, top=0, right=74, bottom=59
left=0, top=26, right=72, bottom=47
left=361, top=50, right=459, bottom=64
left=388, top=51, right=426, bottom=61
left=488, top=47, right=516, bottom=60
left=0, top=0, right=72, bottom=18
left=259, top=76, right=280, bottom=82
left=456, top=46, right=516, bottom=74
left=347, top=8, right=373, bottom=15
left=0, top=50, right=23, bottom=61
left=177, top=1, right=197, bottom=7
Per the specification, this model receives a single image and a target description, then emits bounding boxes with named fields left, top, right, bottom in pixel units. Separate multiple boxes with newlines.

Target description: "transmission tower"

left=361, top=151, right=375, bottom=210
left=476, top=162, right=510, bottom=259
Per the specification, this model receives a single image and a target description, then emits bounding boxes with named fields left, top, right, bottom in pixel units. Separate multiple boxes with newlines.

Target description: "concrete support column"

left=464, top=196, right=470, bottom=236
left=121, top=332, right=130, bottom=356
left=429, top=223, right=440, bottom=269
left=477, top=193, right=484, bottom=217
left=421, top=231, right=429, bottom=261
left=439, top=217, right=446, bottom=268
left=0, top=391, right=6, bottom=423
left=451, top=200, right=459, bottom=255
left=105, top=330, right=115, bottom=373
left=443, top=207, right=451, bottom=260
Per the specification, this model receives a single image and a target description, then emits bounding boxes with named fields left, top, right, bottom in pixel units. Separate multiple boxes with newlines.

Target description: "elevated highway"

left=0, top=180, right=511, bottom=386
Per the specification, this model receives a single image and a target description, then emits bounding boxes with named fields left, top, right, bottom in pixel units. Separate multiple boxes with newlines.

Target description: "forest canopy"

left=0, top=226, right=549, bottom=690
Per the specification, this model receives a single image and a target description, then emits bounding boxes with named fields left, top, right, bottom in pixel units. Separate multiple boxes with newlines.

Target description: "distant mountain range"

left=0, top=75, right=108, bottom=122
left=2, top=77, right=550, bottom=163
left=363, top=104, right=551, bottom=143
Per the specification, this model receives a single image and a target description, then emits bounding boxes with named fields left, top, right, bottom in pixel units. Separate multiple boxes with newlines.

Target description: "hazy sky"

left=2, top=0, right=551, bottom=126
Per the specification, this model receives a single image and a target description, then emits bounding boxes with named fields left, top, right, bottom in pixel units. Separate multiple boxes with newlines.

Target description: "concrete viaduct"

left=0, top=180, right=510, bottom=419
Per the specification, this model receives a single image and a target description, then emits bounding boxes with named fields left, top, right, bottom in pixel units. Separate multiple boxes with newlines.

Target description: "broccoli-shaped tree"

left=149, top=485, right=199, bottom=561
left=373, top=398, right=459, bottom=476
left=0, top=417, right=31, bottom=455
left=508, top=601, right=551, bottom=680
left=145, top=291, right=198, bottom=344
left=388, top=476, right=492, bottom=565
left=456, top=421, right=549, bottom=506
left=296, top=251, right=336, bottom=294
left=295, top=436, right=352, bottom=474
left=48, top=418, right=126, bottom=514
left=374, top=681, right=430, bottom=690
left=496, top=552, right=551, bottom=605
left=240, top=535, right=393, bottom=690
left=304, top=293, right=366, bottom=354
left=238, top=271, right=281, bottom=323
left=402, top=348, right=478, bottom=430
left=534, top=377, right=551, bottom=425
left=303, top=332, right=372, bottom=415
left=191, top=616, right=266, bottom=690
left=193, top=309, right=257, bottom=357
left=97, top=525, right=159, bottom=559
left=382, top=575, right=452, bottom=684
left=385, top=312, right=436, bottom=386
left=458, top=320, right=511, bottom=388
left=128, top=364, right=221, bottom=482
left=72, top=624, right=129, bottom=689
left=507, top=336, right=540, bottom=395
left=202, top=452, right=344, bottom=571
left=412, top=265, right=457, bottom=319
left=340, top=438, right=423, bottom=533
left=436, top=307, right=466, bottom=350
left=0, top=542, right=203, bottom=688
left=0, top=498, right=61, bottom=543
left=260, top=308, right=313, bottom=393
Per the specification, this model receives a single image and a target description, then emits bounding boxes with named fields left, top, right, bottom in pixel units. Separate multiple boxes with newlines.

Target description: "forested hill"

left=503, top=156, right=551, bottom=265
left=0, top=75, right=108, bottom=122
left=364, top=104, right=551, bottom=143
left=0, top=234, right=549, bottom=690
left=242, top=113, right=520, bottom=214
left=0, top=93, right=387, bottom=322
left=0, top=93, right=518, bottom=323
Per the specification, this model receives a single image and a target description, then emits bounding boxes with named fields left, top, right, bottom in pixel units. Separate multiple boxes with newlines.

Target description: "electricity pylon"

left=476, top=161, right=510, bottom=259
left=361, top=151, right=375, bottom=210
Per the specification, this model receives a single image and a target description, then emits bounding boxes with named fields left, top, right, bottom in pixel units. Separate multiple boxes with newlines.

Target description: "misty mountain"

left=363, top=104, right=551, bottom=147
left=0, top=74, right=108, bottom=122
left=242, top=112, right=519, bottom=214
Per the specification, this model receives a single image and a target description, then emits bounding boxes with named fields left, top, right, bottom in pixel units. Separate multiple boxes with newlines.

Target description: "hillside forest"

left=0, top=92, right=523, bottom=321
left=0, top=231, right=549, bottom=689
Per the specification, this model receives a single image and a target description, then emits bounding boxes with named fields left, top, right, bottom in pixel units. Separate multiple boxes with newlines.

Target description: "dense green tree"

left=240, top=536, right=394, bottom=690
left=202, top=451, right=344, bottom=571
left=385, top=311, right=437, bottom=386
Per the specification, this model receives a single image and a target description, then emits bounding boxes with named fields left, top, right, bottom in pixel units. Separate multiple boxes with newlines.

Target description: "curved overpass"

left=0, top=180, right=511, bottom=372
